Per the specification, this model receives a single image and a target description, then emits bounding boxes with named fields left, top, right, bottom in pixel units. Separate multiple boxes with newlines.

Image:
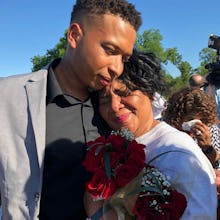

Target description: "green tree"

left=178, top=61, right=192, bottom=85
left=136, top=29, right=165, bottom=60
left=190, top=47, right=218, bottom=77
left=162, top=72, right=175, bottom=97
left=164, top=48, right=182, bottom=65
left=136, top=29, right=191, bottom=94
left=31, top=31, right=67, bottom=71
left=136, top=29, right=183, bottom=66
left=199, top=47, right=217, bottom=65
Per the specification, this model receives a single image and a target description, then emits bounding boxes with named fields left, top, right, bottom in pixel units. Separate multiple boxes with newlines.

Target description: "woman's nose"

left=111, top=94, right=123, bottom=112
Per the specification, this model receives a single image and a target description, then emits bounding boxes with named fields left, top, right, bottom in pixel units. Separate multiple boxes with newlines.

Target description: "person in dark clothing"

left=0, top=0, right=141, bottom=219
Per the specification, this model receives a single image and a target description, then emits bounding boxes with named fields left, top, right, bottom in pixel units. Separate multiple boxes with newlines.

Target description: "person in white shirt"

left=85, top=50, right=217, bottom=219
left=152, top=92, right=166, bottom=120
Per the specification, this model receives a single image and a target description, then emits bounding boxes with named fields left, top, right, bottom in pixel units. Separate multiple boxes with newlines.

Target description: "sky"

left=0, top=0, right=220, bottom=77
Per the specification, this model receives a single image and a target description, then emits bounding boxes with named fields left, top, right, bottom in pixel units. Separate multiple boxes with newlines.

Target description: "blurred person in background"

left=189, top=74, right=208, bottom=90
left=162, top=87, right=220, bottom=168
left=152, top=92, right=166, bottom=121
left=206, top=71, right=220, bottom=123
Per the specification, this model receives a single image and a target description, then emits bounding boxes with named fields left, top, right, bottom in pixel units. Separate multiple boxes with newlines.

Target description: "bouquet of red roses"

left=83, top=130, right=187, bottom=220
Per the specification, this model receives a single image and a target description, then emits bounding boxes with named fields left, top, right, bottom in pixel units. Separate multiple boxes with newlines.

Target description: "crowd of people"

left=0, top=0, right=219, bottom=219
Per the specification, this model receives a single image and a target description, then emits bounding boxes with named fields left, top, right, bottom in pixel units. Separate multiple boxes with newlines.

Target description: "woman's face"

left=99, top=80, right=156, bottom=137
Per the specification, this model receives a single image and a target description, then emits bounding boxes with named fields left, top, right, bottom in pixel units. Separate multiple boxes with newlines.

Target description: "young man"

left=0, top=0, right=141, bottom=219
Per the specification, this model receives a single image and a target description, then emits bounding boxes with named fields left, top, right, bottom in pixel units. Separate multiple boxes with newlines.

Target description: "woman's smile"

left=116, top=112, right=130, bottom=123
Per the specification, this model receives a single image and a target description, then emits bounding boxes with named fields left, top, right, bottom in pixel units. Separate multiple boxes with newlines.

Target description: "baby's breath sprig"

left=111, top=128, right=135, bottom=141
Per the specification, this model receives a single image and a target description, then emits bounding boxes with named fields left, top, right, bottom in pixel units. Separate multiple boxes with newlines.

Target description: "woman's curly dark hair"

left=119, top=49, right=166, bottom=101
left=70, top=0, right=142, bottom=31
left=162, top=87, right=219, bottom=130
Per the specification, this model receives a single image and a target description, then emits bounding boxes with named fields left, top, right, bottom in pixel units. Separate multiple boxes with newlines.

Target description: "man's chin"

left=87, top=84, right=106, bottom=92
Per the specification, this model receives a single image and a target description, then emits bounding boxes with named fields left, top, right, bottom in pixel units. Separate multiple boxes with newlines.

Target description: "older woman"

left=85, top=50, right=217, bottom=219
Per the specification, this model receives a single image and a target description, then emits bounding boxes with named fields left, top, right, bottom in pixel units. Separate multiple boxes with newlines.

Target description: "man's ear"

left=67, top=23, right=83, bottom=48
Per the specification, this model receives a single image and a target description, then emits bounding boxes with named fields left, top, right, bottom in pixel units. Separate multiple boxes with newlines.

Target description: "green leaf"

left=104, top=151, right=111, bottom=180
left=148, top=172, right=163, bottom=190
left=140, top=186, right=164, bottom=195
left=127, top=185, right=163, bottom=197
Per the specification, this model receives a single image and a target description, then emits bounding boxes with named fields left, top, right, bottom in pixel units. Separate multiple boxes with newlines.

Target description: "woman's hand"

left=84, top=191, right=103, bottom=217
left=191, top=122, right=211, bottom=147
left=215, top=169, right=220, bottom=198
left=190, top=122, right=220, bottom=166
left=84, top=191, right=118, bottom=220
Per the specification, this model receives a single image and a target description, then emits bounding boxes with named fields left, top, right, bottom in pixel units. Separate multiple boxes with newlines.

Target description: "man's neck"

left=54, top=61, right=90, bottom=101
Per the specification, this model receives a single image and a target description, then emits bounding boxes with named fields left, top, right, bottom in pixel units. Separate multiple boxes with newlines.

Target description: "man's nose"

left=109, top=56, right=124, bottom=78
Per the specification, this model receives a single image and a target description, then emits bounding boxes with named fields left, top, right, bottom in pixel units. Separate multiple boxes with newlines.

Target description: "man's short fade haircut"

left=70, top=0, right=142, bottom=31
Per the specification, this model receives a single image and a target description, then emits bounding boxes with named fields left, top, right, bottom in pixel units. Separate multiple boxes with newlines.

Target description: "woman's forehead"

left=99, top=80, right=127, bottom=96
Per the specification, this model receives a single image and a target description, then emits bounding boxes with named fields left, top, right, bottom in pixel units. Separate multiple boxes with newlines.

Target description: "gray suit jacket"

left=0, top=69, right=48, bottom=219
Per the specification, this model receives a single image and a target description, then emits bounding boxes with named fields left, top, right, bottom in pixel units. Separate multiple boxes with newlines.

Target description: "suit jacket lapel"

left=25, top=74, right=47, bottom=169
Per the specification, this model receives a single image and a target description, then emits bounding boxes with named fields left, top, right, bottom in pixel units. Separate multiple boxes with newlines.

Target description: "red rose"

left=127, top=153, right=145, bottom=171
left=159, top=190, right=187, bottom=219
left=108, top=151, right=120, bottom=169
left=87, top=136, right=106, bottom=148
left=83, top=136, right=107, bottom=172
left=115, top=160, right=143, bottom=188
left=127, top=140, right=145, bottom=162
left=133, top=194, right=171, bottom=220
left=83, top=147, right=105, bottom=173
left=133, top=190, right=187, bottom=220
left=114, top=141, right=145, bottom=188
left=133, top=194, right=159, bottom=220
left=86, top=169, right=117, bottom=200
left=107, top=134, right=125, bottom=152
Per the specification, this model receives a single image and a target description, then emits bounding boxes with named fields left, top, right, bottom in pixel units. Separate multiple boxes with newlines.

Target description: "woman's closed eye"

left=99, top=95, right=111, bottom=105
left=114, top=88, right=131, bottom=97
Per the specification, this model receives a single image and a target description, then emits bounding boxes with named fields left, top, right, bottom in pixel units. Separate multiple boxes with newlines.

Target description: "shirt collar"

left=46, top=59, right=93, bottom=107
left=46, top=59, right=63, bottom=104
